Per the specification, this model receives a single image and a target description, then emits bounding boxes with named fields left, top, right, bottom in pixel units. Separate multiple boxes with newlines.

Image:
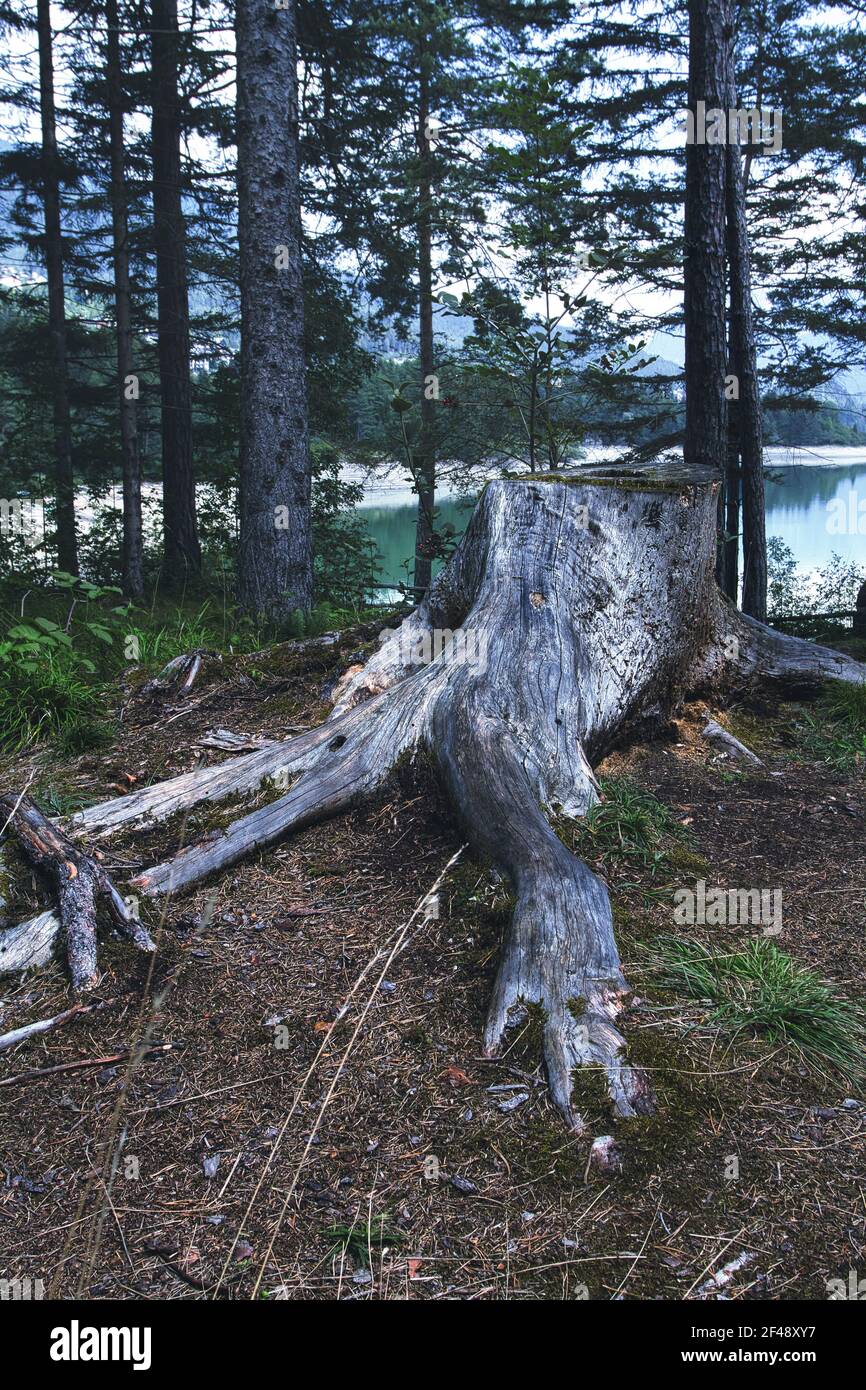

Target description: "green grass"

left=0, top=653, right=112, bottom=753
left=31, top=781, right=96, bottom=816
left=324, top=1214, right=404, bottom=1267
left=0, top=572, right=394, bottom=755
left=573, top=777, right=691, bottom=875
left=790, top=681, right=866, bottom=772
left=644, top=935, right=866, bottom=1085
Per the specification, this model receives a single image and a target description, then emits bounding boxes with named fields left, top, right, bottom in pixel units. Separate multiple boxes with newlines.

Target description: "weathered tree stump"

left=2, top=466, right=863, bottom=1126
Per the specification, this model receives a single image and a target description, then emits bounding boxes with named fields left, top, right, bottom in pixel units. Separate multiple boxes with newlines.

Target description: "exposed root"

left=701, top=717, right=763, bottom=765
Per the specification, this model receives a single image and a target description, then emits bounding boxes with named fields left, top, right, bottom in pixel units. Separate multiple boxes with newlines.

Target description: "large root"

left=3, top=464, right=863, bottom=1126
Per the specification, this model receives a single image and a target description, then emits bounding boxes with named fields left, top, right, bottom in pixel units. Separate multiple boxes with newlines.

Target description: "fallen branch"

left=0, top=999, right=112, bottom=1053
left=0, top=794, right=155, bottom=990
left=141, top=649, right=208, bottom=700
left=701, top=718, right=763, bottom=766
left=694, top=1250, right=756, bottom=1299
left=0, top=1041, right=177, bottom=1087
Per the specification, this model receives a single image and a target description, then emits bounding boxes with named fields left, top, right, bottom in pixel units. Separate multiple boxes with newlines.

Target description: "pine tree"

left=236, top=0, right=312, bottom=619
left=36, top=0, right=78, bottom=572
left=150, top=0, right=200, bottom=584
left=107, top=0, right=144, bottom=598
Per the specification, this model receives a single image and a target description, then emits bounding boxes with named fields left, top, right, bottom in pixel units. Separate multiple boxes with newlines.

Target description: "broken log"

left=0, top=794, right=154, bottom=990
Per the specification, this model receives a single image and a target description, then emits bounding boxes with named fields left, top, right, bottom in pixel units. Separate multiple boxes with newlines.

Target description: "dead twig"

left=0, top=1041, right=177, bottom=1087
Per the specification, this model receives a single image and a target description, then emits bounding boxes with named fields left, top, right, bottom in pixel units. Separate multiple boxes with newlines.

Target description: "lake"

left=357, top=447, right=866, bottom=596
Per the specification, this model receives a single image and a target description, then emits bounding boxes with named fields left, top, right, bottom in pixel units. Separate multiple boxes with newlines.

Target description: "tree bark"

left=235, top=0, right=312, bottom=620
left=107, top=0, right=144, bottom=600
left=683, top=0, right=728, bottom=474
left=151, top=0, right=200, bottom=585
left=725, top=74, right=767, bottom=621
left=0, top=795, right=153, bottom=991
left=717, top=368, right=740, bottom=600
left=412, top=13, right=437, bottom=598
left=36, top=0, right=78, bottom=575
left=5, top=467, right=860, bottom=1128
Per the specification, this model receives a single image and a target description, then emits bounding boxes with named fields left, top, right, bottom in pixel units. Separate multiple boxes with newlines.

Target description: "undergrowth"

left=572, top=776, right=692, bottom=875
left=644, top=935, right=866, bottom=1086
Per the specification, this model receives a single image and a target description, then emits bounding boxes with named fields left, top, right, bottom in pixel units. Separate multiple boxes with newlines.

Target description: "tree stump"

left=3, top=465, right=863, bottom=1128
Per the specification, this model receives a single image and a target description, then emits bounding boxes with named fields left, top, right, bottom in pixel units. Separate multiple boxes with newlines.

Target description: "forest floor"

left=1, top=621, right=864, bottom=1301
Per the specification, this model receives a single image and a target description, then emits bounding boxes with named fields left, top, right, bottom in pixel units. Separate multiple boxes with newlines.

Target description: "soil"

left=1, top=626, right=864, bottom=1301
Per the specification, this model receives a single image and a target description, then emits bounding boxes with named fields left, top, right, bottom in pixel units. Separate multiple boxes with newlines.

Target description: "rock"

left=588, top=1134, right=623, bottom=1175
left=450, top=1174, right=478, bottom=1195
left=842, top=1098, right=860, bottom=1110
left=202, top=1154, right=221, bottom=1179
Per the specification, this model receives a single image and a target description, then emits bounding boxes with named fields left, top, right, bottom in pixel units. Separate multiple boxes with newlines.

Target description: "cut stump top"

left=498, top=460, right=721, bottom=492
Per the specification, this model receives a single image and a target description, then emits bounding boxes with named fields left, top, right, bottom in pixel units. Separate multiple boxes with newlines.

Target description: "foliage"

left=311, top=440, right=381, bottom=608
left=572, top=777, right=690, bottom=875
left=324, top=1214, right=404, bottom=1267
left=767, top=538, right=865, bottom=619
left=646, top=935, right=866, bottom=1084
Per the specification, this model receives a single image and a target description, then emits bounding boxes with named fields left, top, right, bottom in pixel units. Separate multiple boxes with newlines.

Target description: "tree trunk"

left=4, top=467, right=861, bottom=1129
left=412, top=18, right=436, bottom=598
left=107, top=0, right=144, bottom=601
left=235, top=0, right=312, bottom=620
left=151, top=0, right=200, bottom=585
left=683, top=0, right=728, bottom=474
left=725, top=75, right=767, bottom=621
left=717, top=359, right=740, bottom=599
left=36, top=0, right=78, bottom=575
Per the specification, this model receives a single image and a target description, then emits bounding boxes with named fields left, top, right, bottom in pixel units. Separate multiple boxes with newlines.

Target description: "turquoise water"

left=359, top=459, right=866, bottom=593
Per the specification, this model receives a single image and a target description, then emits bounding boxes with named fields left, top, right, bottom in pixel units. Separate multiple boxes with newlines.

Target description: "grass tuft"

left=573, top=776, right=691, bottom=875
left=644, top=934, right=866, bottom=1085
left=791, top=680, right=866, bottom=772
left=0, top=655, right=108, bottom=752
left=324, top=1214, right=404, bottom=1267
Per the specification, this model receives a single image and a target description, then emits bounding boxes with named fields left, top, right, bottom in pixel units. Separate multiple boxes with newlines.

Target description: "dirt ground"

left=1, top=628, right=864, bottom=1301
